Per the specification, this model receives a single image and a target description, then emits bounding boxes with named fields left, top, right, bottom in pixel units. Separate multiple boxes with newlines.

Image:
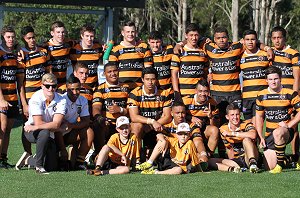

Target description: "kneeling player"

left=220, top=104, right=259, bottom=173
left=136, top=122, right=200, bottom=174
left=87, top=116, right=140, bottom=176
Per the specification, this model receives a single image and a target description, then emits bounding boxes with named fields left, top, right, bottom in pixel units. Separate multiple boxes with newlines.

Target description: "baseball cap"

left=116, top=116, right=130, bottom=128
left=176, top=122, right=191, bottom=133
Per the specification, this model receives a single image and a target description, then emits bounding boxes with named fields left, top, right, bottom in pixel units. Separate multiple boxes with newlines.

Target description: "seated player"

left=136, top=122, right=201, bottom=174
left=92, top=63, right=130, bottom=157
left=128, top=67, right=172, bottom=148
left=55, top=75, right=94, bottom=170
left=256, top=66, right=300, bottom=173
left=86, top=116, right=140, bottom=176
left=220, top=104, right=259, bottom=173
left=163, top=102, right=209, bottom=166
left=182, top=79, right=219, bottom=157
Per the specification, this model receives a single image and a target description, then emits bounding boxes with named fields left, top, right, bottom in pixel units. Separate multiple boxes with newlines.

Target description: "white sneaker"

left=15, top=152, right=31, bottom=170
left=36, top=167, right=49, bottom=175
left=249, top=164, right=258, bottom=173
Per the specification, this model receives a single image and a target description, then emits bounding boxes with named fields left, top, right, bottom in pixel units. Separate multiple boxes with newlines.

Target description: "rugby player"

left=220, top=104, right=259, bottom=173
left=87, top=116, right=140, bottom=176
left=171, top=23, right=208, bottom=97
left=148, top=30, right=173, bottom=90
left=256, top=66, right=300, bottom=173
left=109, top=21, right=153, bottom=90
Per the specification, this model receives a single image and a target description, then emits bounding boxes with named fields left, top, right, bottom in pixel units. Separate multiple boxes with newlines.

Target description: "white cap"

left=116, top=116, right=130, bottom=128
left=176, top=122, right=191, bottom=133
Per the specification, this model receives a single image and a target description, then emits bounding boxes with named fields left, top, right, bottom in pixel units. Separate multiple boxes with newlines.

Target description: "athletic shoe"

left=15, top=152, right=31, bottom=170
left=141, top=167, right=156, bottom=174
left=233, top=167, right=241, bottom=173
left=249, top=164, right=259, bottom=173
left=2, top=160, right=14, bottom=168
left=36, top=167, right=49, bottom=175
left=269, top=164, right=282, bottom=174
left=0, top=160, right=7, bottom=169
left=135, top=162, right=152, bottom=170
left=296, top=159, right=300, bottom=170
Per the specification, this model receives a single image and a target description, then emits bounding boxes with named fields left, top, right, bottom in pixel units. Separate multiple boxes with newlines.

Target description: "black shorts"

left=232, top=156, right=247, bottom=168
left=0, top=102, right=19, bottom=119
left=157, top=149, right=179, bottom=171
left=265, top=128, right=295, bottom=150
left=102, top=158, right=121, bottom=170
left=242, top=99, right=256, bottom=120
left=212, top=94, right=242, bottom=109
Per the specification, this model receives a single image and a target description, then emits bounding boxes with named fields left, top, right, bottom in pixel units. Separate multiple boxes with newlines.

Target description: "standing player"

left=44, top=21, right=74, bottom=88
left=70, top=24, right=103, bottom=89
left=0, top=26, right=21, bottom=168
left=128, top=67, right=172, bottom=144
left=148, top=30, right=173, bottom=90
left=240, top=30, right=270, bottom=125
left=92, top=63, right=130, bottom=157
left=17, top=26, right=50, bottom=165
left=182, top=80, right=219, bottom=158
left=171, top=23, right=208, bottom=97
left=270, top=26, right=300, bottom=166
left=87, top=116, right=140, bottom=176
left=109, top=21, right=153, bottom=90
left=256, top=66, right=300, bottom=173
left=220, top=104, right=259, bottom=173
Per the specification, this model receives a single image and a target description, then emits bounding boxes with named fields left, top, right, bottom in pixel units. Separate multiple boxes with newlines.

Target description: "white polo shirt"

left=26, top=89, right=66, bottom=138
left=62, top=92, right=90, bottom=124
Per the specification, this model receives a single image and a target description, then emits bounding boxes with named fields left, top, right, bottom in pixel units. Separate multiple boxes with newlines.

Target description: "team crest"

left=189, top=104, right=194, bottom=110
left=184, top=148, right=189, bottom=155
left=156, top=96, right=161, bottom=102
left=262, top=94, right=268, bottom=100
left=48, top=46, right=54, bottom=51
left=77, top=105, right=82, bottom=115
left=284, top=52, right=290, bottom=58
left=279, top=94, right=286, bottom=100
left=52, top=103, right=57, bottom=112
left=240, top=58, right=245, bottom=64
left=135, top=47, right=142, bottom=53
left=212, top=49, right=217, bottom=54
left=199, top=52, right=205, bottom=57
left=105, top=88, right=110, bottom=93
left=120, top=86, right=127, bottom=92
left=141, top=95, right=145, bottom=102
left=258, top=56, right=264, bottom=61
left=119, top=49, right=124, bottom=54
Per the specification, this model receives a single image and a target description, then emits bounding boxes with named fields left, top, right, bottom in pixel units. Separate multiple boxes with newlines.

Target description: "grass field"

left=1, top=119, right=300, bottom=198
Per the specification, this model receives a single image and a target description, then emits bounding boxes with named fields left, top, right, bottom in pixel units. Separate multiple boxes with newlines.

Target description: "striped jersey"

left=240, top=49, right=270, bottom=100
left=256, top=88, right=300, bottom=137
left=70, top=42, right=103, bottom=89
left=271, top=45, right=300, bottom=89
left=92, top=82, right=130, bottom=124
left=109, top=41, right=153, bottom=90
left=171, top=45, right=208, bottom=96
left=152, top=45, right=173, bottom=90
left=205, top=42, right=244, bottom=96
left=127, top=86, right=172, bottom=120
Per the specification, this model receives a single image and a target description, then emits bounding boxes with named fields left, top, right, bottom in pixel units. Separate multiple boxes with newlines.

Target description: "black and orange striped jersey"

left=152, top=45, right=173, bottom=90
left=127, top=86, right=172, bottom=120
left=205, top=42, right=244, bottom=96
left=70, top=42, right=103, bottom=89
left=44, top=39, right=75, bottom=87
left=57, top=83, right=93, bottom=113
left=0, top=47, right=19, bottom=104
left=171, top=46, right=208, bottom=96
left=271, top=46, right=300, bottom=89
left=92, top=82, right=130, bottom=124
left=109, top=41, right=153, bottom=90
left=256, top=88, right=300, bottom=137
left=163, top=120, right=200, bottom=138
left=166, top=137, right=199, bottom=173
left=240, top=50, right=270, bottom=100
left=219, top=121, right=255, bottom=158
left=107, top=133, right=140, bottom=166
left=182, top=94, right=219, bottom=125
left=18, top=47, right=49, bottom=100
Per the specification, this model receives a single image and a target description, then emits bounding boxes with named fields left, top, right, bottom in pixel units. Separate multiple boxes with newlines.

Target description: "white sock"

left=147, top=160, right=153, bottom=165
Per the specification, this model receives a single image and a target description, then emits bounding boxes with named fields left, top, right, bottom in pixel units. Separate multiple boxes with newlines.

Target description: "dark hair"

left=226, top=104, right=240, bottom=114
left=172, top=101, right=186, bottom=109
left=271, top=26, right=286, bottom=38
left=196, top=79, right=209, bottom=88
left=148, top=30, right=162, bottom=40
left=214, top=26, right=228, bottom=37
left=104, top=63, right=118, bottom=71
left=186, top=23, right=200, bottom=34
left=123, top=21, right=135, bottom=29
left=50, top=21, right=65, bottom=31
left=243, top=29, right=257, bottom=39
left=265, top=66, right=282, bottom=78
left=21, top=26, right=34, bottom=36
left=67, top=73, right=81, bottom=85
left=142, top=67, right=158, bottom=79
left=74, top=62, right=88, bottom=72
left=80, top=24, right=95, bottom=35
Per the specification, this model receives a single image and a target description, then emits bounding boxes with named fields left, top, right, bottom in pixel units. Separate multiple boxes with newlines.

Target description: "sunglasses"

left=43, top=84, right=57, bottom=89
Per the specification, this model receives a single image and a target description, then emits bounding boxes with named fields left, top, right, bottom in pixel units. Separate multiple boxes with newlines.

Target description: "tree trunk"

left=259, top=0, right=266, bottom=42
left=231, top=0, right=239, bottom=41
left=177, top=0, right=182, bottom=41
left=254, top=0, right=260, bottom=33
left=182, top=0, right=187, bottom=40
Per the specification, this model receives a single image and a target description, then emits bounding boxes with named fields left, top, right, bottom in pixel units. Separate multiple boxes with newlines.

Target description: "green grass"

left=2, top=119, right=300, bottom=198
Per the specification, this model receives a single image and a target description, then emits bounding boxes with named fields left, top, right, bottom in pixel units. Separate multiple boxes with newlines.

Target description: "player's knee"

left=101, top=145, right=111, bottom=153
left=120, top=166, right=130, bottom=174
left=273, top=128, right=285, bottom=140
left=242, top=137, right=252, bottom=144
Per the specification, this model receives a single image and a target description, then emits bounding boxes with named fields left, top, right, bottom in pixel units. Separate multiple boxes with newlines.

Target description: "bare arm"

left=156, top=107, right=172, bottom=125
left=67, top=116, right=90, bottom=130
left=24, top=113, right=64, bottom=132
left=171, top=69, right=180, bottom=92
